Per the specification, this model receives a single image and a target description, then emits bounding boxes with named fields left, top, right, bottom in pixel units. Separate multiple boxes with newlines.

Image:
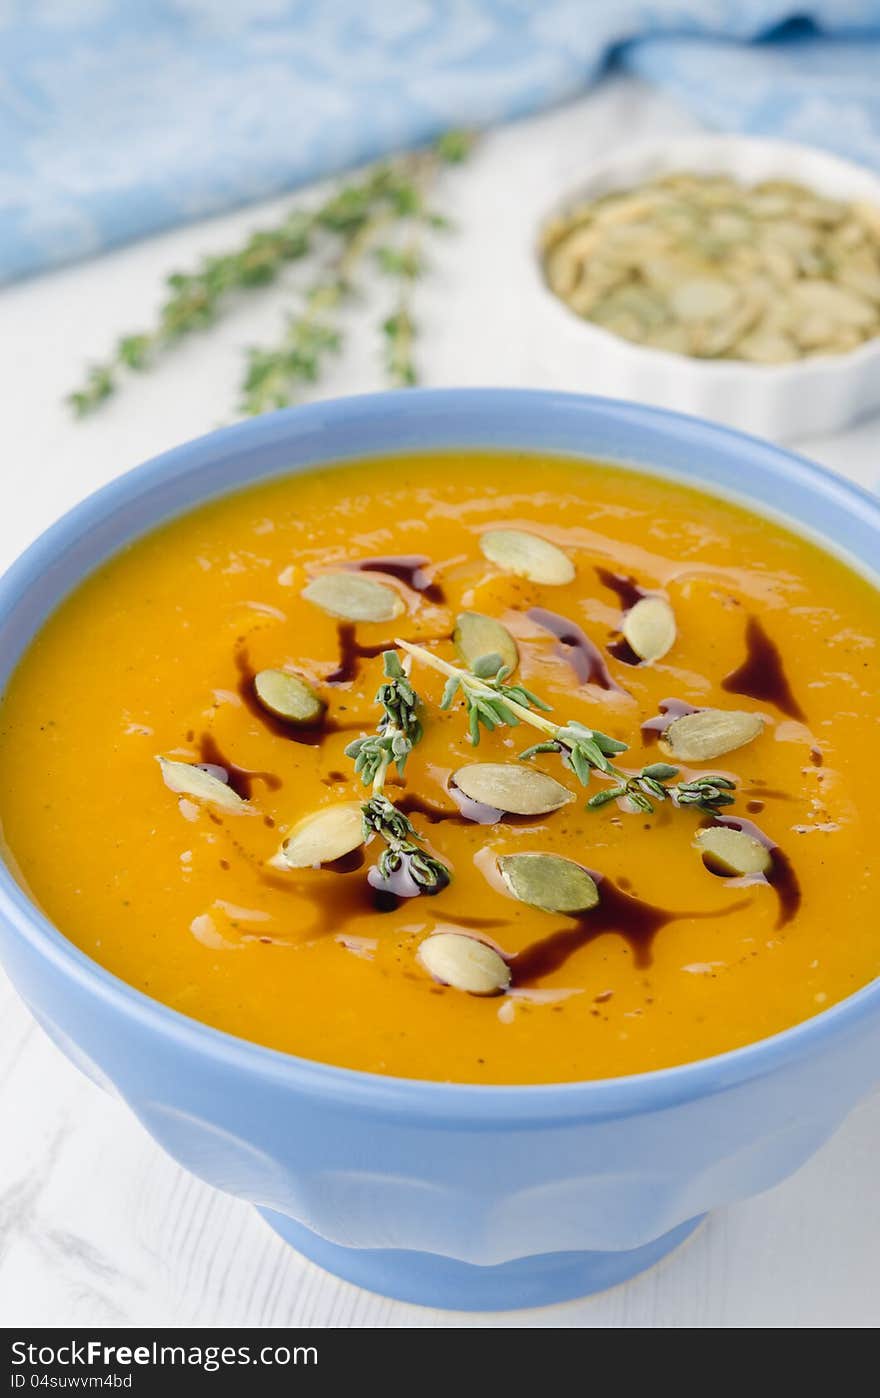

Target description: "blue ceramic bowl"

left=1, top=390, right=879, bottom=1312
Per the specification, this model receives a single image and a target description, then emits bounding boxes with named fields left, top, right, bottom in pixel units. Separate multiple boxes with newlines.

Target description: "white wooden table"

left=1, top=78, right=878, bottom=1329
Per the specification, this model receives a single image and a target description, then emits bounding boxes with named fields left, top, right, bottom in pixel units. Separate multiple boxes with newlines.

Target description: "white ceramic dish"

left=531, top=136, right=880, bottom=442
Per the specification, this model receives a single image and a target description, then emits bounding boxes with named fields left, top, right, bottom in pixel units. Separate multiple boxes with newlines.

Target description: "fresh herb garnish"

left=68, top=132, right=473, bottom=419
left=377, top=242, right=422, bottom=388
left=361, top=794, right=451, bottom=894
left=397, top=639, right=737, bottom=817
left=586, top=765, right=737, bottom=816
left=345, top=651, right=422, bottom=787
left=439, top=652, right=551, bottom=745
left=346, top=650, right=451, bottom=894
left=519, top=723, right=628, bottom=784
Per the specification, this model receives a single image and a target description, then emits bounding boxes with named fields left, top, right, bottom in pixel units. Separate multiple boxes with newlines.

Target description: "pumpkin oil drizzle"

left=595, top=567, right=646, bottom=611
left=196, top=733, right=281, bottom=800
left=606, top=636, right=643, bottom=668
left=234, top=642, right=323, bottom=743
left=325, top=623, right=454, bottom=685
left=722, top=616, right=805, bottom=720
left=343, top=555, right=445, bottom=604
left=234, top=640, right=362, bottom=740
left=510, top=875, right=751, bottom=982
left=640, top=698, right=701, bottom=743
left=699, top=813, right=801, bottom=929
left=596, top=568, right=653, bottom=667
left=323, top=625, right=390, bottom=685
left=528, top=606, right=627, bottom=692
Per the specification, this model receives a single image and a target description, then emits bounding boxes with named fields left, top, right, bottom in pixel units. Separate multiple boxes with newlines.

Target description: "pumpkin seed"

left=695, top=826, right=771, bottom=877
left=302, top=572, right=404, bottom=622
left=453, top=762, right=574, bottom=816
left=417, top=932, right=510, bottom=995
left=834, top=254, right=880, bottom=302
left=277, top=801, right=365, bottom=868
left=454, top=611, right=519, bottom=673
left=736, top=328, right=798, bottom=363
left=790, top=278, right=875, bottom=328
left=156, top=756, right=247, bottom=813
left=497, top=852, right=600, bottom=914
left=622, top=595, right=676, bottom=662
left=661, top=707, right=764, bottom=762
left=669, top=277, right=738, bottom=321
left=540, top=171, right=880, bottom=363
left=254, top=669, right=325, bottom=725
left=794, top=313, right=836, bottom=350
left=479, top=529, right=575, bottom=586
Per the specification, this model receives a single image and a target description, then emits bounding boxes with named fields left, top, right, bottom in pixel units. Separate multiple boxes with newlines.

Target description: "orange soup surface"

left=0, top=453, right=877, bottom=1084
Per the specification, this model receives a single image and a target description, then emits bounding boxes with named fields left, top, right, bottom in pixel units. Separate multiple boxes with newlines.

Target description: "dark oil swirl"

left=722, top=617, right=805, bottom=721
left=325, top=623, right=453, bottom=685
left=606, top=636, right=643, bottom=667
left=640, top=697, right=700, bottom=743
left=595, top=567, right=647, bottom=612
left=196, top=733, right=281, bottom=800
left=511, top=875, right=750, bottom=983
left=700, top=813, right=801, bottom=928
left=234, top=640, right=362, bottom=741
left=344, top=555, right=445, bottom=604
left=528, top=606, right=627, bottom=692
left=324, top=625, right=390, bottom=686
left=233, top=643, right=325, bottom=743
left=596, top=569, right=652, bottom=667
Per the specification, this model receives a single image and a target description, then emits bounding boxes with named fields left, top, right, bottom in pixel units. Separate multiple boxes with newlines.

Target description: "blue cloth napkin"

left=3, top=2, right=880, bottom=284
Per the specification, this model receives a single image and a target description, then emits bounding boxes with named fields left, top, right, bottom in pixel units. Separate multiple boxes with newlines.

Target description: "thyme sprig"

left=374, top=130, right=471, bottom=387
left=68, top=205, right=316, bottom=415
left=345, top=651, right=422, bottom=788
left=346, top=651, right=450, bottom=894
left=379, top=243, right=421, bottom=388
left=361, top=794, right=451, bottom=894
left=396, top=639, right=737, bottom=817
left=240, top=315, right=341, bottom=417
left=439, top=652, right=551, bottom=745
left=239, top=193, right=394, bottom=414
left=586, top=764, right=737, bottom=816
left=68, top=132, right=472, bottom=418
left=397, top=639, right=623, bottom=780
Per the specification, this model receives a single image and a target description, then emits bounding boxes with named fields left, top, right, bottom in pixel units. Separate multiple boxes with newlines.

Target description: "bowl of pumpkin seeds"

left=536, top=136, right=880, bottom=440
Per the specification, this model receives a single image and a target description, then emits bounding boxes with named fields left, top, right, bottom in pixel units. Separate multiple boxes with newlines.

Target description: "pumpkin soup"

left=0, top=453, right=877, bottom=1084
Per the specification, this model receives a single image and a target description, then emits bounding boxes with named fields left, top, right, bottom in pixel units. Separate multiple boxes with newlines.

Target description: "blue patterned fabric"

left=2, top=2, right=880, bottom=283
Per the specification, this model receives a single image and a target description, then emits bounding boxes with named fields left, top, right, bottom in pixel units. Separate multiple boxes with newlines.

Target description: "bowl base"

left=257, top=1208, right=705, bottom=1311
